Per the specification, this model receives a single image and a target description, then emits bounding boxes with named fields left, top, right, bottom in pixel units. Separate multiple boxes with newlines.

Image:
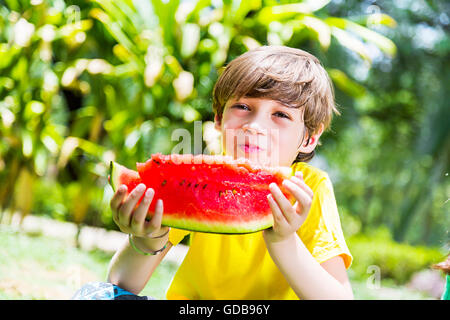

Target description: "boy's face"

left=215, top=97, right=321, bottom=167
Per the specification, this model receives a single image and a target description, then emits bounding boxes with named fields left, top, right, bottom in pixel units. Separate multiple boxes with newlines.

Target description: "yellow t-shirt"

left=166, top=161, right=352, bottom=300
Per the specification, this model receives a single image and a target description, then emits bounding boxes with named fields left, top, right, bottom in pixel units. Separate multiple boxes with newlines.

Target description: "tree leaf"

left=328, top=68, right=366, bottom=98
left=57, top=136, right=79, bottom=169
left=297, top=15, right=331, bottom=50
left=330, top=26, right=371, bottom=62
left=257, top=0, right=331, bottom=25
left=240, top=36, right=262, bottom=50
left=326, top=17, right=396, bottom=57
left=345, top=20, right=397, bottom=57
left=151, top=0, right=180, bottom=47
left=181, top=23, right=200, bottom=59
left=232, top=0, right=261, bottom=22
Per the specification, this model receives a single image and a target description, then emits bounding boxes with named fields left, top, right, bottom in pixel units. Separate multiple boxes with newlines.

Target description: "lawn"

left=0, top=224, right=433, bottom=300
left=0, top=225, right=178, bottom=299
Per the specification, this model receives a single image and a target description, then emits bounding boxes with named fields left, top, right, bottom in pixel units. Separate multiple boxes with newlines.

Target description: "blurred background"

left=0, top=0, right=448, bottom=299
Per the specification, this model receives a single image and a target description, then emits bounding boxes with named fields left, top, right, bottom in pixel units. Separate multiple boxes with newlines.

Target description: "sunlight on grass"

left=0, top=226, right=178, bottom=299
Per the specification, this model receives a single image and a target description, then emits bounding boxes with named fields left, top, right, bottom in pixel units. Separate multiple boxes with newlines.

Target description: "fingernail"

left=137, top=184, right=145, bottom=191
left=145, top=188, right=153, bottom=197
left=119, top=185, right=127, bottom=192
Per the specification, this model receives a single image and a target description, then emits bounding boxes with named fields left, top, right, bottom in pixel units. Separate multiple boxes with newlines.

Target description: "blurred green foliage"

left=347, top=228, right=445, bottom=285
left=321, top=0, right=449, bottom=247
left=0, top=0, right=448, bottom=259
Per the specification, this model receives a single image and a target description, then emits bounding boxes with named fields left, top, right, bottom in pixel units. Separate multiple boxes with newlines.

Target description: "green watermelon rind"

left=109, top=161, right=123, bottom=192
left=159, top=214, right=274, bottom=234
left=109, top=161, right=140, bottom=192
left=109, top=161, right=118, bottom=192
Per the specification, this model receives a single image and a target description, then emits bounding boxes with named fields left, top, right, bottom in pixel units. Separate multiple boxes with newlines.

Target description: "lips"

left=240, top=143, right=264, bottom=153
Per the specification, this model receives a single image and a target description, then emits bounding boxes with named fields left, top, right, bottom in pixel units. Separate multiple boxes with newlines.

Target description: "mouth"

left=239, top=143, right=264, bottom=153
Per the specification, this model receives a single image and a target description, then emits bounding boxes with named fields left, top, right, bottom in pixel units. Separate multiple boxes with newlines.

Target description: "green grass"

left=0, top=225, right=436, bottom=300
left=0, top=225, right=178, bottom=299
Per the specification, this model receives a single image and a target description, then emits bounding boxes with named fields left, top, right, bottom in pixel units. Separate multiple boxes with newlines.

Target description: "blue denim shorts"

left=72, top=282, right=155, bottom=300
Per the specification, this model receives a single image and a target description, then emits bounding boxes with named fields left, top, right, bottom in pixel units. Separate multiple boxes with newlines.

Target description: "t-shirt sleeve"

left=297, top=176, right=353, bottom=269
left=168, top=228, right=191, bottom=246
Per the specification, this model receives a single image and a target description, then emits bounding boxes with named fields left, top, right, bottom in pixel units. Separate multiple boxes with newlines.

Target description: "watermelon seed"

left=152, top=159, right=161, bottom=165
left=202, top=184, right=207, bottom=189
left=187, top=182, right=192, bottom=187
left=180, top=179, right=185, bottom=186
left=161, top=180, right=167, bottom=186
left=219, top=191, right=222, bottom=197
left=232, top=189, right=237, bottom=195
left=195, top=183, right=199, bottom=188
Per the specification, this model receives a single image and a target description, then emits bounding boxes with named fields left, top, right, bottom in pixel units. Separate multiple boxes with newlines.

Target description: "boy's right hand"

left=110, top=183, right=169, bottom=240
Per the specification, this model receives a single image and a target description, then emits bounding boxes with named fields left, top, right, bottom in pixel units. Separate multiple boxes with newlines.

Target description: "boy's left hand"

left=263, top=171, right=313, bottom=243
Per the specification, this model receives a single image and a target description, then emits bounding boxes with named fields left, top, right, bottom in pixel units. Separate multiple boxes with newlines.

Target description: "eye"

left=273, top=111, right=291, bottom=119
left=232, top=104, right=250, bottom=111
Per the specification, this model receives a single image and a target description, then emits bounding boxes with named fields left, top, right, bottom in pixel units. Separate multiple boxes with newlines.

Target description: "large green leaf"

left=151, top=0, right=180, bottom=48
left=296, top=15, right=331, bottom=50
left=89, top=7, right=143, bottom=68
left=258, top=0, right=331, bottom=25
left=326, top=17, right=397, bottom=57
left=232, top=0, right=262, bottom=22
left=328, top=68, right=366, bottom=98
left=330, top=26, right=371, bottom=62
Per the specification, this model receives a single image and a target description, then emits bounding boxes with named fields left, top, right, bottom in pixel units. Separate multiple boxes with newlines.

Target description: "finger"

left=269, top=182, right=297, bottom=224
left=267, top=193, right=288, bottom=229
left=118, top=183, right=146, bottom=227
left=111, top=185, right=127, bottom=225
left=283, top=179, right=312, bottom=215
left=144, top=199, right=164, bottom=236
left=290, top=176, right=314, bottom=198
left=131, top=188, right=155, bottom=234
left=110, top=185, right=127, bottom=211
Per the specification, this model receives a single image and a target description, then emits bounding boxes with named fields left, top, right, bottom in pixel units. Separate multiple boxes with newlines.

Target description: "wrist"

left=263, top=230, right=296, bottom=245
left=131, top=233, right=169, bottom=253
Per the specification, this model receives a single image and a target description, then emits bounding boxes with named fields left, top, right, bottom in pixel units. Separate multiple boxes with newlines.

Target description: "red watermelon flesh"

left=110, top=153, right=293, bottom=234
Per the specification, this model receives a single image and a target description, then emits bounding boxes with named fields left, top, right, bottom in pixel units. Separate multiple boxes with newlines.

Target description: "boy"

left=76, top=45, right=353, bottom=300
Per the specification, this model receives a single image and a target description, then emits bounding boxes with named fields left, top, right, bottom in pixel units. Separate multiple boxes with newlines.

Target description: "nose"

left=242, top=121, right=265, bottom=135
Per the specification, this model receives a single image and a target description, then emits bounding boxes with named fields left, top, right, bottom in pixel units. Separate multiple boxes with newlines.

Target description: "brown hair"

left=212, top=45, right=339, bottom=164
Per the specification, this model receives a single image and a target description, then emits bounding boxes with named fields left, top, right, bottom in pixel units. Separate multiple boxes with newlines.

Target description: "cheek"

left=221, top=110, right=243, bottom=129
left=219, top=118, right=239, bottom=153
left=220, top=113, right=244, bottom=142
left=272, top=128, right=303, bottom=160
left=271, top=127, right=299, bottom=146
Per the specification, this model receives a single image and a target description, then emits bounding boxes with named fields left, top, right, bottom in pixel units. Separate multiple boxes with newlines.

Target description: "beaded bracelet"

left=129, top=234, right=168, bottom=256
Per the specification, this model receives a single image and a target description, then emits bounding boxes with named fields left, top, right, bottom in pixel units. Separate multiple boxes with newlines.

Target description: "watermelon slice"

left=109, top=153, right=293, bottom=234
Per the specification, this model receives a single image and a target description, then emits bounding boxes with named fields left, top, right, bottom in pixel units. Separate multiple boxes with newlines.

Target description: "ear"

left=214, top=113, right=222, bottom=131
left=298, top=124, right=324, bottom=154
